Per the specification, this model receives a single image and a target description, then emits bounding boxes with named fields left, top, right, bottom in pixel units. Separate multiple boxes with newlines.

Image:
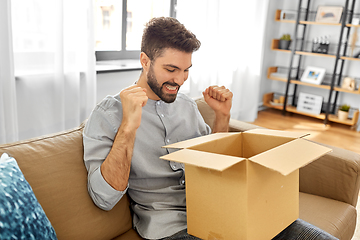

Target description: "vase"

left=338, top=110, right=349, bottom=121
left=279, top=40, right=291, bottom=50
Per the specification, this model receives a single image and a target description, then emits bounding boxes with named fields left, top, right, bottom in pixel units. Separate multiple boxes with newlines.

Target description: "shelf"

left=275, top=9, right=297, bottom=23
left=287, top=105, right=327, bottom=120
left=275, top=10, right=344, bottom=26
left=346, top=24, right=360, bottom=28
left=328, top=113, right=359, bottom=126
left=271, top=39, right=292, bottom=52
left=271, top=39, right=360, bottom=60
left=263, top=92, right=360, bottom=126
left=263, top=92, right=326, bottom=120
left=299, top=21, right=341, bottom=26
left=295, top=51, right=336, bottom=58
left=340, top=56, right=360, bottom=61
left=267, top=67, right=328, bottom=89
left=334, top=86, right=360, bottom=94
left=267, top=66, right=360, bottom=94
left=291, top=80, right=331, bottom=90
left=274, top=9, right=360, bottom=27
left=271, top=39, right=337, bottom=57
left=272, top=6, right=360, bottom=129
left=267, top=67, right=288, bottom=82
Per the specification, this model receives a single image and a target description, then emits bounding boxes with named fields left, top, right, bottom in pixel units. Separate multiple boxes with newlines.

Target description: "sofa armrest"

left=300, top=140, right=360, bottom=207
left=195, top=97, right=216, bottom=130
left=229, top=119, right=264, bottom=132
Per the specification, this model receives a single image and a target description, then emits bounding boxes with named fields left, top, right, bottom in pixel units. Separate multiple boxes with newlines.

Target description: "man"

left=83, top=17, right=337, bottom=240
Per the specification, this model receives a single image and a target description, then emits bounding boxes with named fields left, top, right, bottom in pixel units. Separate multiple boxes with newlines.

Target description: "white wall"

left=96, top=70, right=141, bottom=103
left=260, top=0, right=360, bottom=129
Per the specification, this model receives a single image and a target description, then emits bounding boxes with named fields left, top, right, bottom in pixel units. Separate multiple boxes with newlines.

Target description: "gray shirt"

left=83, top=92, right=211, bottom=239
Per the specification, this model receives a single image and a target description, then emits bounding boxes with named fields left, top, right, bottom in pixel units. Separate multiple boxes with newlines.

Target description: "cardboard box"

left=161, top=129, right=332, bottom=240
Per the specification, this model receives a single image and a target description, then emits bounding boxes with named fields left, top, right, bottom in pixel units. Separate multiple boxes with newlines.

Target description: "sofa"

left=0, top=97, right=359, bottom=240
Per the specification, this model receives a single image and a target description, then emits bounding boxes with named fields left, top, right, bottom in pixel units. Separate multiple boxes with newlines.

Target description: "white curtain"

left=0, top=0, right=18, bottom=144
left=177, top=0, right=269, bottom=122
left=0, top=0, right=96, bottom=144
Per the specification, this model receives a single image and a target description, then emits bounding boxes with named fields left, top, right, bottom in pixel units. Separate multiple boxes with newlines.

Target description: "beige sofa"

left=0, top=98, right=359, bottom=240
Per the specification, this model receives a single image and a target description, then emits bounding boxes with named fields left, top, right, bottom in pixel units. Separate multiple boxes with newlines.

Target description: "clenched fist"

left=120, top=85, right=148, bottom=131
left=203, top=85, right=233, bottom=117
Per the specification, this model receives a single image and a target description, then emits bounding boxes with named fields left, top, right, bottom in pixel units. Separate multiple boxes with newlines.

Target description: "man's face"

left=146, top=48, right=192, bottom=103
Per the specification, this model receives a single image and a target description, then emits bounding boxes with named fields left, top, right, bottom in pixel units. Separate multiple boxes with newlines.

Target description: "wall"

left=260, top=0, right=360, bottom=130
left=96, top=70, right=141, bottom=103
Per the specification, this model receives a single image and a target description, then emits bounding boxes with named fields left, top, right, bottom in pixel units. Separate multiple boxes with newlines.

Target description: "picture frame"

left=315, top=6, right=343, bottom=23
left=300, top=66, right=326, bottom=85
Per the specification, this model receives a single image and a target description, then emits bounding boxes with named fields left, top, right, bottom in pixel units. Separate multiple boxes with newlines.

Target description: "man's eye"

left=166, top=69, right=175, bottom=72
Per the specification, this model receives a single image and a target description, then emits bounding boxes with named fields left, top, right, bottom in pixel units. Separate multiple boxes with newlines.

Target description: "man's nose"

left=174, top=72, right=187, bottom=86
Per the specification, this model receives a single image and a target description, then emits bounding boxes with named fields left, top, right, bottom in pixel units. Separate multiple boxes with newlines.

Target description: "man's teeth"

left=166, top=85, right=177, bottom=90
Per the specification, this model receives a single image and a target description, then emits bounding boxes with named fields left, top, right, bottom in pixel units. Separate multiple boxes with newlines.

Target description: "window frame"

left=95, top=0, right=177, bottom=61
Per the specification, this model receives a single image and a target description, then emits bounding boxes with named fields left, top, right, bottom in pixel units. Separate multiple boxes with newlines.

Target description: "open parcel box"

left=161, top=129, right=332, bottom=240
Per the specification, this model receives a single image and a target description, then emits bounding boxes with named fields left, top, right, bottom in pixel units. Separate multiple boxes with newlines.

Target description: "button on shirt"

left=83, top=93, right=211, bottom=239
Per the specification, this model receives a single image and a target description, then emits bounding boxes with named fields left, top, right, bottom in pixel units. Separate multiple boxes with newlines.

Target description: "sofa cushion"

left=112, top=229, right=143, bottom=240
left=0, top=124, right=133, bottom=240
left=300, top=140, right=360, bottom=207
left=0, top=153, right=57, bottom=240
left=299, top=192, right=356, bottom=240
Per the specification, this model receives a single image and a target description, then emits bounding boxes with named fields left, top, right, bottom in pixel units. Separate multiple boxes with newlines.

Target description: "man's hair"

left=141, top=17, right=201, bottom=61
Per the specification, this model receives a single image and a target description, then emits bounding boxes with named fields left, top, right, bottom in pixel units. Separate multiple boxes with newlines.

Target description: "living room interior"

left=1, top=0, right=360, bottom=239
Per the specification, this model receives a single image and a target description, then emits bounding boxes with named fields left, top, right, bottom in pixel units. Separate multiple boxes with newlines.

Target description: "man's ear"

left=140, top=52, right=150, bottom=72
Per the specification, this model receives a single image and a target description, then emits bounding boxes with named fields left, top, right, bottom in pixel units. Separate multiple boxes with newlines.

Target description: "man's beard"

left=147, top=64, right=180, bottom=103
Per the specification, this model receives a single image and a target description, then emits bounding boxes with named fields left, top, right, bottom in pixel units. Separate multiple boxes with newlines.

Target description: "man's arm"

left=84, top=85, right=147, bottom=210
left=100, top=86, right=148, bottom=191
left=202, top=86, right=233, bottom=133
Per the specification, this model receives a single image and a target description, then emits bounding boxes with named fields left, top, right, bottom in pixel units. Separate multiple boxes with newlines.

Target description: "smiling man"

left=83, top=17, right=232, bottom=239
left=83, top=17, right=337, bottom=240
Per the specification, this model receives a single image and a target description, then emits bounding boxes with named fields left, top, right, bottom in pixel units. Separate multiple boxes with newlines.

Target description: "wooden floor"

left=250, top=108, right=360, bottom=154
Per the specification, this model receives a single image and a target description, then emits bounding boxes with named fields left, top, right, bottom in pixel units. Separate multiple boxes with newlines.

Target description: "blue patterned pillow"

left=0, top=153, right=57, bottom=240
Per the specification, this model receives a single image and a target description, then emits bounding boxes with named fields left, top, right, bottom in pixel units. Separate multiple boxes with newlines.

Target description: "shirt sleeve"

left=83, top=102, right=126, bottom=211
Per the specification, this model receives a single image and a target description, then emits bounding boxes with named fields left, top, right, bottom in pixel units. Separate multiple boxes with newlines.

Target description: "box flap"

left=249, top=139, right=332, bottom=175
left=160, top=149, right=245, bottom=171
left=162, top=132, right=239, bottom=149
left=245, top=129, right=309, bottom=139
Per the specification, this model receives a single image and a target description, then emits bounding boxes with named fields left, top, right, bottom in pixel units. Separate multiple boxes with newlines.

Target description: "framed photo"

left=300, top=66, right=326, bottom=85
left=297, top=92, right=323, bottom=115
left=315, top=6, right=343, bottom=23
left=280, top=10, right=297, bottom=21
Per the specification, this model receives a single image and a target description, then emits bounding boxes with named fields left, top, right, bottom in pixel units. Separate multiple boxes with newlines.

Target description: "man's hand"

left=120, top=85, right=148, bottom=131
left=203, top=86, right=233, bottom=117
left=203, top=86, right=233, bottom=133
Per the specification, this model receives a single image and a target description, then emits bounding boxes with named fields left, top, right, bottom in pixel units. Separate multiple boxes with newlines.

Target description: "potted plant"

left=279, top=34, right=292, bottom=50
left=338, top=104, right=350, bottom=120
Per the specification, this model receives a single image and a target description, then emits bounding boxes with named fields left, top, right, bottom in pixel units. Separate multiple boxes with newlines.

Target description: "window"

left=11, top=0, right=64, bottom=75
left=102, top=10, right=111, bottom=29
left=95, top=0, right=177, bottom=61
